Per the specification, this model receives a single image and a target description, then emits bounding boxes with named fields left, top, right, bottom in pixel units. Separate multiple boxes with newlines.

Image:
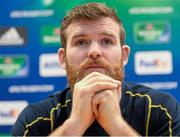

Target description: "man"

left=12, top=2, right=180, bottom=136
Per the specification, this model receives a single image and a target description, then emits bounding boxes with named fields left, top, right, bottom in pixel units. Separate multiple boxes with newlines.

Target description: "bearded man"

left=12, top=2, right=180, bottom=136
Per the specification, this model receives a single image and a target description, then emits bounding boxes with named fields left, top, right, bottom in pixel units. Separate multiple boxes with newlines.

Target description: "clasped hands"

left=70, top=72, right=123, bottom=135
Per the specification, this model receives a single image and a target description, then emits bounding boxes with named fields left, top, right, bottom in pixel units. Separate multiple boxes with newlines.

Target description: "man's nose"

left=88, top=42, right=102, bottom=59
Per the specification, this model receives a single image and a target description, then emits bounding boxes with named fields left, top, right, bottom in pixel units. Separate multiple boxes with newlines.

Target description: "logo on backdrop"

left=139, top=81, right=178, bottom=90
left=134, top=21, right=171, bottom=44
left=39, top=53, right=66, bottom=77
left=40, top=25, right=61, bottom=46
left=0, top=55, right=29, bottom=78
left=9, top=84, right=54, bottom=93
left=0, top=27, right=27, bottom=46
left=0, top=101, right=28, bottom=125
left=129, top=6, right=173, bottom=15
left=134, top=51, right=173, bottom=75
left=10, top=9, right=54, bottom=18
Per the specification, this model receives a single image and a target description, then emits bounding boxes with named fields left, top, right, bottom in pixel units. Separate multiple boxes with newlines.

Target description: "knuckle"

left=96, top=82, right=101, bottom=87
left=74, top=83, right=81, bottom=91
left=74, top=83, right=85, bottom=94
left=104, top=90, right=113, bottom=97
left=91, top=71, right=100, bottom=76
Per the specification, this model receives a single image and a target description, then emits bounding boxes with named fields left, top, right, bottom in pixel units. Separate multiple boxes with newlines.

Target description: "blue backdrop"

left=0, top=0, right=180, bottom=134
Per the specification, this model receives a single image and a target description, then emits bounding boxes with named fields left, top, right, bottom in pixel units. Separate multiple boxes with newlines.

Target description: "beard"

left=65, top=57, right=124, bottom=92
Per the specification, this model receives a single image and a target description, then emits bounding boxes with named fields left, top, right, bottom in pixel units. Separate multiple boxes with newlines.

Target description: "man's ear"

left=122, top=45, right=130, bottom=66
left=58, top=48, right=66, bottom=69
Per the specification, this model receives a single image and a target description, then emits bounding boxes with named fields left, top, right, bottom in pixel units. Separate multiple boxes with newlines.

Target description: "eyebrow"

left=72, top=32, right=116, bottom=40
left=99, top=32, right=116, bottom=38
left=72, top=34, right=87, bottom=40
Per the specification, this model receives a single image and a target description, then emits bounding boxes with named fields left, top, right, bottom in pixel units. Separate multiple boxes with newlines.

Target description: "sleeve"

left=149, top=94, right=180, bottom=136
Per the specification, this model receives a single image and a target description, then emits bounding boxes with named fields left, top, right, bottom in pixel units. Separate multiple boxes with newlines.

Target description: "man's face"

left=59, top=17, right=130, bottom=91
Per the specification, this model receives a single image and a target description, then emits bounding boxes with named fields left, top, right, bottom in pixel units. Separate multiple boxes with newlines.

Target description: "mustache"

left=79, top=58, right=111, bottom=71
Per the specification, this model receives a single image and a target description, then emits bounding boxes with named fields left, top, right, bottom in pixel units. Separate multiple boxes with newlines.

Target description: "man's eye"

left=75, top=40, right=89, bottom=46
left=101, top=38, right=113, bottom=45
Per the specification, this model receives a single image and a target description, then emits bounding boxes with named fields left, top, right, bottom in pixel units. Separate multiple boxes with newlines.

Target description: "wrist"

left=103, top=116, right=139, bottom=136
left=63, top=116, right=88, bottom=135
left=50, top=116, right=88, bottom=136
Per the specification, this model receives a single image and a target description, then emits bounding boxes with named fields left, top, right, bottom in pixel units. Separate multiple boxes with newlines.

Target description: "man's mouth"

left=85, top=65, right=106, bottom=73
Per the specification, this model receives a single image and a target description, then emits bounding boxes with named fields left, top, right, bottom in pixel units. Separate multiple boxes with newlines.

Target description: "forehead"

left=65, top=17, right=120, bottom=38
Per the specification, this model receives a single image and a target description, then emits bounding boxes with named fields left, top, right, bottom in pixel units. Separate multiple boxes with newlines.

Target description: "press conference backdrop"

left=0, top=0, right=180, bottom=135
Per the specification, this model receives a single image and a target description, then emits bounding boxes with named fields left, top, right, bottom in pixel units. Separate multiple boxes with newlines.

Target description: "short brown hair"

left=60, top=2, right=125, bottom=49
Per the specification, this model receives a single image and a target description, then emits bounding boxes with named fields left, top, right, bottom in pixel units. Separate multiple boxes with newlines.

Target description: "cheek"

left=105, top=48, right=122, bottom=63
left=66, top=48, right=86, bottom=64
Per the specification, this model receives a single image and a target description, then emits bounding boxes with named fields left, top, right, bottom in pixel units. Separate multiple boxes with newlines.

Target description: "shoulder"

left=24, top=87, right=70, bottom=118
left=31, top=87, right=71, bottom=115
left=11, top=87, right=71, bottom=136
left=123, top=81, right=176, bottom=105
left=123, top=81, right=180, bottom=136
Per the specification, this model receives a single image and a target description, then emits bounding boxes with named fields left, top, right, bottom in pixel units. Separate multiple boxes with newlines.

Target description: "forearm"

left=48, top=117, right=86, bottom=136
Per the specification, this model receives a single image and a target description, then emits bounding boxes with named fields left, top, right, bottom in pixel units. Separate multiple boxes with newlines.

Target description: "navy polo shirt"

left=11, top=82, right=180, bottom=136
